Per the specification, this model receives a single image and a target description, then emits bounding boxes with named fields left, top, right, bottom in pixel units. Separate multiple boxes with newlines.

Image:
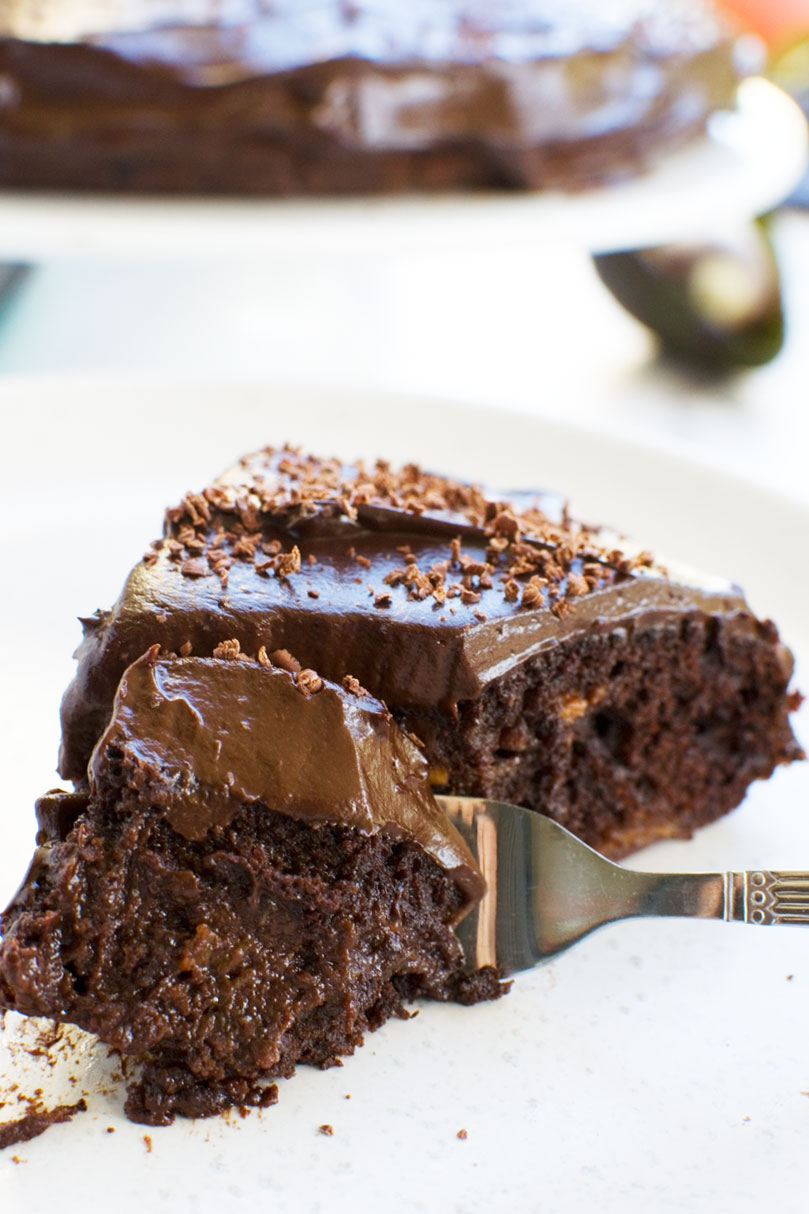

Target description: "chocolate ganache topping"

left=89, top=644, right=483, bottom=907
left=59, top=445, right=762, bottom=784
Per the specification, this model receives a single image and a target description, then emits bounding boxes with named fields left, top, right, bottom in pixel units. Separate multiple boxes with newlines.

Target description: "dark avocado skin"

left=594, top=217, right=784, bottom=372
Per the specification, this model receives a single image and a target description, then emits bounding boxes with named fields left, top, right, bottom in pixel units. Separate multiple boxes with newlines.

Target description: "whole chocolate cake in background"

left=0, top=444, right=801, bottom=1126
left=0, top=0, right=747, bottom=194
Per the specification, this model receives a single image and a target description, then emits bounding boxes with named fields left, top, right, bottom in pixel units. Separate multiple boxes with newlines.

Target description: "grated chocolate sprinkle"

left=296, top=669, right=324, bottom=697
left=212, top=638, right=244, bottom=661
left=180, top=558, right=209, bottom=579
left=269, top=649, right=301, bottom=674
left=158, top=445, right=650, bottom=618
left=566, top=572, right=589, bottom=598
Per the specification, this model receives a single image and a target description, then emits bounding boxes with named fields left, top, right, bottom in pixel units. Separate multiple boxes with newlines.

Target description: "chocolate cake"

left=0, top=444, right=800, bottom=1127
left=58, top=446, right=802, bottom=859
left=0, top=1, right=745, bottom=194
left=0, top=648, right=496, bottom=1125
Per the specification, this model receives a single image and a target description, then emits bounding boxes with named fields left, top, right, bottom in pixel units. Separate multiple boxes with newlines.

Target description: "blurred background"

left=2, top=6, right=809, bottom=1206
left=0, top=0, right=808, bottom=503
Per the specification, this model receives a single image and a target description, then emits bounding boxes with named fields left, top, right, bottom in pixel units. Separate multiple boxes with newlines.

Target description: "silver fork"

left=438, top=796, right=809, bottom=975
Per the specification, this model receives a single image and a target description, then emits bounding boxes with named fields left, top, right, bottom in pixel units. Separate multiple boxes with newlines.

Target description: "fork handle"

left=633, top=869, right=809, bottom=925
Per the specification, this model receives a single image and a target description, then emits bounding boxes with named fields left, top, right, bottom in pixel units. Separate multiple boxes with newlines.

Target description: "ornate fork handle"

left=629, top=870, right=809, bottom=926
left=725, top=870, right=809, bottom=925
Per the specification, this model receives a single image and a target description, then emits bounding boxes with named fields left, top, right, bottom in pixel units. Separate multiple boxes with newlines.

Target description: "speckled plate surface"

left=0, top=80, right=804, bottom=260
left=1, top=379, right=807, bottom=1214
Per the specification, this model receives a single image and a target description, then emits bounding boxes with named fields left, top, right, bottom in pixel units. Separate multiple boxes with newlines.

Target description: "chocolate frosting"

left=89, top=646, right=483, bottom=905
left=59, top=446, right=765, bottom=783
left=0, top=0, right=742, bottom=189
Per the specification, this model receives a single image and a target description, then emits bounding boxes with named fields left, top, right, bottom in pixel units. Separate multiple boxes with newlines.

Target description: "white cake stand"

left=0, top=78, right=804, bottom=261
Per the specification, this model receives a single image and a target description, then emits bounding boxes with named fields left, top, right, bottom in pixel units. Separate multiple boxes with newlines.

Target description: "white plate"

left=0, top=78, right=805, bottom=261
left=1, top=379, right=808, bottom=1214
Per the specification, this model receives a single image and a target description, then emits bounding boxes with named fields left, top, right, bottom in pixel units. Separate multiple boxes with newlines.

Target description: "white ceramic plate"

left=0, top=79, right=805, bottom=261
left=1, top=379, right=807, bottom=1214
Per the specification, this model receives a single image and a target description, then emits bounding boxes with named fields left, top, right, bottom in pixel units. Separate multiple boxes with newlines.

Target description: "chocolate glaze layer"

left=0, top=1, right=744, bottom=194
left=89, top=647, right=482, bottom=906
left=59, top=447, right=781, bottom=784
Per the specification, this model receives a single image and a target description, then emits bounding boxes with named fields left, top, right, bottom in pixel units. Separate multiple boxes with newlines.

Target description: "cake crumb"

left=0, top=1098, right=87, bottom=1150
left=457, top=1128, right=468, bottom=1140
left=143, top=1134, right=153, bottom=1153
left=318, top=1124, right=334, bottom=1136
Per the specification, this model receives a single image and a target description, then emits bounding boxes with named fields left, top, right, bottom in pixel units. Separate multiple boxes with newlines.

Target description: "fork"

left=438, top=795, right=809, bottom=975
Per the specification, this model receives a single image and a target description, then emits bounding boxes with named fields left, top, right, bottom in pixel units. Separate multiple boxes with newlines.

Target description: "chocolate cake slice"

left=0, top=444, right=800, bottom=1127
left=0, top=647, right=495, bottom=1125
left=0, top=0, right=744, bottom=194
left=59, top=446, right=801, bottom=859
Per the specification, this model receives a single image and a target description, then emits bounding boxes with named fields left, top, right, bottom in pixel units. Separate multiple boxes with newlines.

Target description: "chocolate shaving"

left=180, top=558, right=209, bottom=579
left=342, top=675, right=369, bottom=698
left=212, top=639, right=244, bottom=661
left=296, top=669, right=324, bottom=696
left=566, top=573, right=589, bottom=598
left=275, top=546, right=302, bottom=579
left=269, top=648, right=301, bottom=673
